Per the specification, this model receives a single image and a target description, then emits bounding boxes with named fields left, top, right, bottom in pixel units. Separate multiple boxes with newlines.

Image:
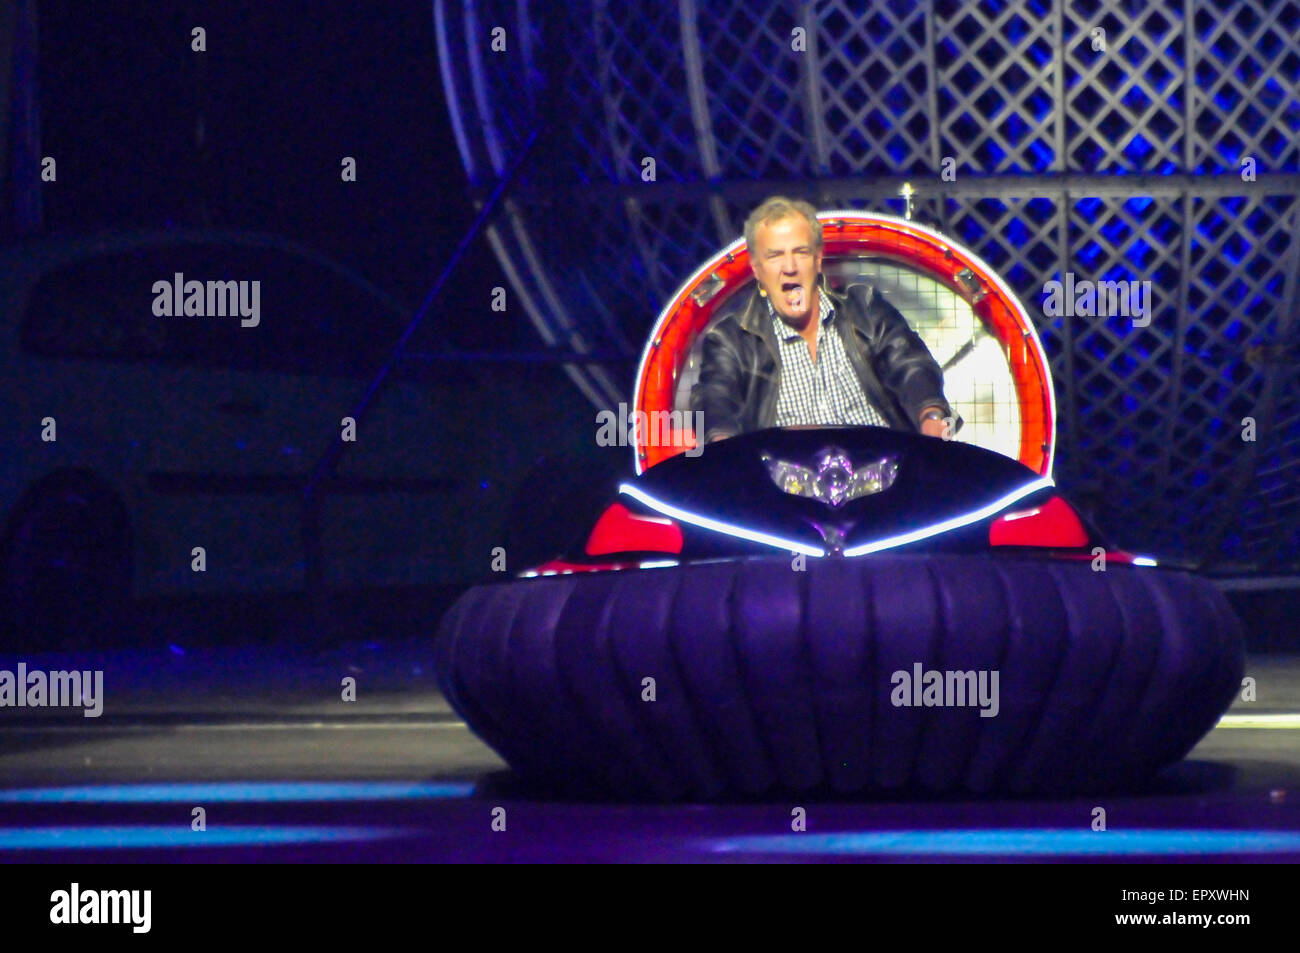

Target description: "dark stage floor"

left=2, top=636, right=1299, bottom=863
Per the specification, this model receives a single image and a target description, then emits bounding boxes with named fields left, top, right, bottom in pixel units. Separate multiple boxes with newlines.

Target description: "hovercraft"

left=434, top=211, right=1244, bottom=799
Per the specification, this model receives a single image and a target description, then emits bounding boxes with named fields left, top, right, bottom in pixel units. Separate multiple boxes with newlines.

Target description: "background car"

left=0, top=228, right=598, bottom=648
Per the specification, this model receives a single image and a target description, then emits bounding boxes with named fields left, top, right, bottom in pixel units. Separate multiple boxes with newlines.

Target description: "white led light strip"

left=618, top=484, right=826, bottom=557
left=619, top=476, right=1056, bottom=558
left=842, top=477, right=1055, bottom=556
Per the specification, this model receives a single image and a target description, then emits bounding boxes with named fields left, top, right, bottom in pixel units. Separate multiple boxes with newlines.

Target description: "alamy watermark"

left=1042, top=273, right=1152, bottom=327
left=0, top=663, right=103, bottom=717
left=50, top=883, right=150, bottom=933
left=596, top=403, right=704, bottom=457
left=151, top=272, right=260, bottom=327
left=890, top=663, right=999, bottom=718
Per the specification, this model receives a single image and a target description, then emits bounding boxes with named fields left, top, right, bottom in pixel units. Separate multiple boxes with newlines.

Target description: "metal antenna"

left=899, top=182, right=915, bottom=221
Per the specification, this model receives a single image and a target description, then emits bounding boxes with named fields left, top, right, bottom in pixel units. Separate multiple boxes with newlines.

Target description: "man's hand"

left=919, top=406, right=949, bottom=438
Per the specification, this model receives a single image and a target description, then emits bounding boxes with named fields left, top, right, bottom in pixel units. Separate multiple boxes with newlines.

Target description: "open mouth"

left=781, top=281, right=805, bottom=310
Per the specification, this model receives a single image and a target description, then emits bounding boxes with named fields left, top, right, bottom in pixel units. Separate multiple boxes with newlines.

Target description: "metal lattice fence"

left=436, top=0, right=1300, bottom=571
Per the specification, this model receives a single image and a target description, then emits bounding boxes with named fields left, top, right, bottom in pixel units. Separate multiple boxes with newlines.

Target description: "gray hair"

left=743, top=196, right=823, bottom=254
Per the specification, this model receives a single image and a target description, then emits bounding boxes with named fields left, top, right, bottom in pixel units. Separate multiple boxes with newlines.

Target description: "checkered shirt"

left=767, top=289, right=887, bottom=428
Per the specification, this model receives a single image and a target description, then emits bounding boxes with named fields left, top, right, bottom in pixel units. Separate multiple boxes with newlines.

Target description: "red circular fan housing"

left=631, top=212, right=1055, bottom=476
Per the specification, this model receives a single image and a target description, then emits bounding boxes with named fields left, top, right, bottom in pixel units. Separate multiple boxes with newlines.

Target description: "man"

left=691, top=196, right=958, bottom=443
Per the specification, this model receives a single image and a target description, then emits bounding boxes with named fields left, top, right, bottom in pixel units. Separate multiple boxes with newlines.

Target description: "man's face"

left=750, top=214, right=823, bottom=325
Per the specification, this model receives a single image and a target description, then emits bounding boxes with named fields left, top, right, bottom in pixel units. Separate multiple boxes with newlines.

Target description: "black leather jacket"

left=690, top=279, right=959, bottom=443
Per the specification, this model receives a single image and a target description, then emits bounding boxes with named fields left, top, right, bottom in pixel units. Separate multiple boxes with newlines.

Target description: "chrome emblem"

left=761, top=446, right=899, bottom=507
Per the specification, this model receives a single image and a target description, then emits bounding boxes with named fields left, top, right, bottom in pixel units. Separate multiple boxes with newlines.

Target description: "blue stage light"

left=0, top=780, right=475, bottom=804
left=0, top=825, right=404, bottom=849
left=706, top=828, right=1300, bottom=857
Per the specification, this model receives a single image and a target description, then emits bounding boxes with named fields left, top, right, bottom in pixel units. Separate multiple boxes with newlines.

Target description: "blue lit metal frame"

left=437, top=0, right=1300, bottom=571
left=432, top=0, right=626, bottom=410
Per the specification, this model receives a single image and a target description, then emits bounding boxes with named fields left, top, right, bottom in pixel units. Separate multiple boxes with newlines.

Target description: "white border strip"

left=1216, top=713, right=1300, bottom=729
